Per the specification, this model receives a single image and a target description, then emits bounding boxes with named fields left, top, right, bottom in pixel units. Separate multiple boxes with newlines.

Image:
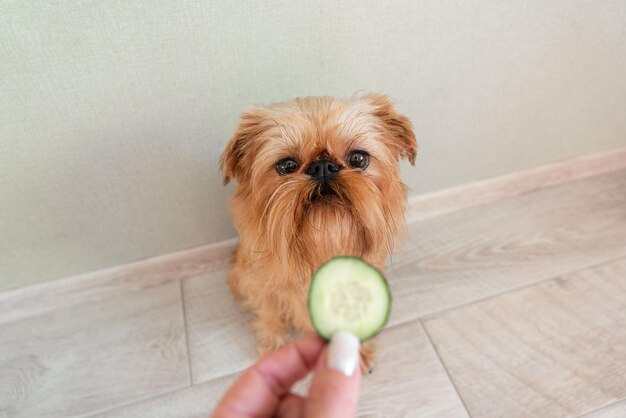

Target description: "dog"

left=220, top=93, right=417, bottom=370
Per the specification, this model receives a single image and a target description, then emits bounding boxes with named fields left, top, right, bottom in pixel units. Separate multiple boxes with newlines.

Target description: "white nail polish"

left=327, top=331, right=360, bottom=376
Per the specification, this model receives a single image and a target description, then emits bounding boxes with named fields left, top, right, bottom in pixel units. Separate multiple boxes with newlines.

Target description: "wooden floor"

left=1, top=151, right=626, bottom=418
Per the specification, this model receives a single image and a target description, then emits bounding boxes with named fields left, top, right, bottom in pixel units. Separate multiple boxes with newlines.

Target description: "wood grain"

left=388, top=168, right=626, bottom=326
left=422, top=258, right=626, bottom=418
left=91, top=318, right=468, bottom=418
left=406, top=147, right=626, bottom=222
left=357, top=320, right=468, bottom=417
left=0, top=280, right=189, bottom=418
left=88, top=373, right=232, bottom=418
left=181, top=268, right=258, bottom=384
left=580, top=400, right=626, bottom=418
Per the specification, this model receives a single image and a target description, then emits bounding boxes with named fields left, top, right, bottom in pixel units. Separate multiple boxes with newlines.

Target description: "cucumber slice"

left=308, top=256, right=392, bottom=342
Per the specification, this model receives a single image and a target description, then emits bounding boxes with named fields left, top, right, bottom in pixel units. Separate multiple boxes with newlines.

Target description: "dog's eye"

left=276, top=158, right=299, bottom=175
left=348, top=151, right=369, bottom=169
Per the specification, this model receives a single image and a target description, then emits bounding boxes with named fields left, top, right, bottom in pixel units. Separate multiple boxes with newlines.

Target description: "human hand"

left=211, top=331, right=361, bottom=418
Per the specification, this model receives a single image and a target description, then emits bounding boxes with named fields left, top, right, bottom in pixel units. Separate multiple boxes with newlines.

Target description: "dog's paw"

left=256, top=333, right=288, bottom=356
left=359, top=342, right=376, bottom=374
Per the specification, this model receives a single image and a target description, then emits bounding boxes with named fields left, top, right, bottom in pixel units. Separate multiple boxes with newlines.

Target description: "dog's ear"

left=365, top=93, right=418, bottom=165
left=220, top=107, right=270, bottom=185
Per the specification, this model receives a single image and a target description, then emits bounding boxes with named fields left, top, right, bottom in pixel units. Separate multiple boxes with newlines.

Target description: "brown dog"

left=220, top=93, right=417, bottom=370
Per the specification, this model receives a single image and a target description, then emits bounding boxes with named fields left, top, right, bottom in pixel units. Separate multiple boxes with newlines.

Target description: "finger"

left=212, top=333, right=324, bottom=418
left=276, top=393, right=306, bottom=418
left=305, top=331, right=361, bottom=418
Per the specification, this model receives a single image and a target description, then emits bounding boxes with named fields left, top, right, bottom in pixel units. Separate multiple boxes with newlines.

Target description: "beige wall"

left=1, top=1, right=625, bottom=292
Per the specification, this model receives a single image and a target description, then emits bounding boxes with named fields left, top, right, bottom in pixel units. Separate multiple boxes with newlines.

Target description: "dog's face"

left=221, top=94, right=417, bottom=269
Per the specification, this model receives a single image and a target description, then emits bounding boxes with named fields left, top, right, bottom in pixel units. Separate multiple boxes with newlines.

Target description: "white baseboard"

left=406, top=147, right=626, bottom=222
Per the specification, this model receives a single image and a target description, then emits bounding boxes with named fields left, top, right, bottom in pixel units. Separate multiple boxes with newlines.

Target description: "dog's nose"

left=307, top=160, right=339, bottom=181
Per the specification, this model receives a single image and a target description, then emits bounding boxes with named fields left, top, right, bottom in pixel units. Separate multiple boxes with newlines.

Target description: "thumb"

left=305, top=331, right=361, bottom=418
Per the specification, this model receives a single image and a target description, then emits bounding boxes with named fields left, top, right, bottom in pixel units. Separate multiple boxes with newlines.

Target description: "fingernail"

left=327, top=331, right=360, bottom=376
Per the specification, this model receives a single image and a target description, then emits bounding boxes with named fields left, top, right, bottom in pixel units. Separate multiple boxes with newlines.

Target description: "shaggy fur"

left=220, top=93, right=417, bottom=370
